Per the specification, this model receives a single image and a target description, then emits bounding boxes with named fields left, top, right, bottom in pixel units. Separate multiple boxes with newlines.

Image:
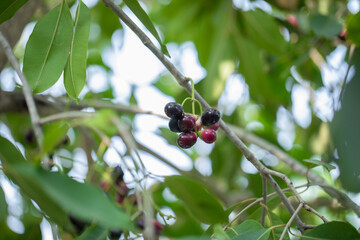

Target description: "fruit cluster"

left=164, top=102, right=221, bottom=149
left=100, top=166, right=163, bottom=239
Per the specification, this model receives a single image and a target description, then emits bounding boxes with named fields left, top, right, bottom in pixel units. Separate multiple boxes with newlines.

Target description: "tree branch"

left=229, top=124, right=360, bottom=217
left=102, top=0, right=307, bottom=233
left=0, top=31, right=43, bottom=148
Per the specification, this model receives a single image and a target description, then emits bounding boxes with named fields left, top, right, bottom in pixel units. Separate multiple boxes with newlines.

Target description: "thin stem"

left=261, top=176, right=267, bottom=227
left=280, top=203, right=304, bottom=240
left=0, top=31, right=43, bottom=148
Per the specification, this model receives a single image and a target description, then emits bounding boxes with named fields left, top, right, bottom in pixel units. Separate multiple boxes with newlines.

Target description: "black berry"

left=69, top=215, right=89, bottom=234
left=109, top=230, right=123, bottom=239
left=164, top=102, right=184, bottom=119
left=178, top=114, right=196, bottom=132
left=112, top=166, right=124, bottom=184
left=200, top=129, right=217, bottom=144
left=136, top=217, right=145, bottom=230
left=169, top=118, right=181, bottom=132
left=201, top=108, right=220, bottom=126
left=177, top=132, right=197, bottom=148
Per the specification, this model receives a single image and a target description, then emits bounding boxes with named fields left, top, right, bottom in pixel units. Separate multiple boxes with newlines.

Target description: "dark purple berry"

left=69, top=215, right=89, bottom=234
left=109, top=230, right=123, bottom=239
left=136, top=217, right=145, bottom=230
left=25, top=129, right=35, bottom=143
left=169, top=118, right=181, bottom=132
left=201, top=108, right=220, bottom=126
left=164, top=102, right=184, bottom=119
left=200, top=129, right=217, bottom=144
left=178, top=114, right=196, bottom=132
left=177, top=132, right=197, bottom=148
left=112, top=166, right=124, bottom=184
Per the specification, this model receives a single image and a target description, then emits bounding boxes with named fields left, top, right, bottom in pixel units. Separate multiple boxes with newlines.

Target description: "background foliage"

left=0, top=0, right=360, bottom=239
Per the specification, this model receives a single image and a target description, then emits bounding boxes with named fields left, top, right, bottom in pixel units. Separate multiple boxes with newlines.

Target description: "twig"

left=0, top=31, right=43, bottom=147
left=280, top=203, right=304, bottom=240
left=303, top=204, right=328, bottom=223
left=102, top=0, right=307, bottom=233
left=39, top=111, right=95, bottom=124
left=261, top=175, right=267, bottom=227
left=229, top=124, right=360, bottom=217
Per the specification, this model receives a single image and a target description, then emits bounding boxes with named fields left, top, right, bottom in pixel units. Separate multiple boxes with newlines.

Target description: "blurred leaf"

left=42, top=121, right=69, bottom=154
left=213, top=224, right=231, bottom=240
left=310, top=13, right=342, bottom=39
left=330, top=48, right=360, bottom=192
left=0, top=185, right=7, bottom=223
left=123, top=0, right=169, bottom=56
left=23, top=1, right=73, bottom=93
left=0, top=0, right=28, bottom=24
left=153, top=74, right=183, bottom=97
left=225, top=219, right=270, bottom=240
left=303, top=159, right=336, bottom=171
left=346, top=12, right=360, bottom=47
left=0, top=136, right=133, bottom=230
left=164, top=175, right=227, bottom=224
left=81, top=109, right=118, bottom=136
left=301, top=221, right=360, bottom=240
left=77, top=225, right=107, bottom=240
left=242, top=10, right=287, bottom=53
left=64, top=1, right=91, bottom=99
left=151, top=183, right=204, bottom=237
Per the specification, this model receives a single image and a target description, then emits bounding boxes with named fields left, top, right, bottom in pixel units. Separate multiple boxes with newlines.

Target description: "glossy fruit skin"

left=164, top=102, right=184, bottom=119
left=169, top=118, right=181, bottom=132
left=178, top=114, right=196, bottom=132
left=177, top=132, right=197, bottom=148
left=200, top=129, right=217, bottom=144
left=207, top=121, right=219, bottom=131
left=201, top=108, right=220, bottom=126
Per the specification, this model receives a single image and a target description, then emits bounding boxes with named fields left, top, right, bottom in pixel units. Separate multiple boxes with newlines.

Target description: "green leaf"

left=301, top=221, right=360, bottom=240
left=242, top=10, right=287, bottom=54
left=76, top=225, right=107, bottom=240
left=123, top=0, right=169, bottom=57
left=0, top=136, right=133, bottom=230
left=23, top=0, right=73, bottom=93
left=346, top=12, right=360, bottom=47
left=0, top=136, right=70, bottom=229
left=213, top=224, right=231, bottom=240
left=225, top=220, right=270, bottom=240
left=310, top=13, right=342, bottom=39
left=64, top=1, right=91, bottom=99
left=42, top=121, right=69, bottom=154
left=164, top=175, right=227, bottom=224
left=330, top=48, right=360, bottom=192
left=0, top=185, right=7, bottom=224
left=0, top=0, right=28, bottom=24
left=303, top=159, right=336, bottom=171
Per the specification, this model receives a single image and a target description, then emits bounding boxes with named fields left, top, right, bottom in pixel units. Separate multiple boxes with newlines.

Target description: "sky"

left=0, top=0, right=359, bottom=238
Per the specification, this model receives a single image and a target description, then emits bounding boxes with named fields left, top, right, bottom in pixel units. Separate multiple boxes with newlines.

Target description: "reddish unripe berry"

left=177, top=132, right=197, bottom=148
left=207, top=121, right=219, bottom=131
left=339, top=29, right=347, bottom=41
left=152, top=219, right=163, bottom=234
left=178, top=114, right=196, bottom=132
left=200, top=129, right=217, bottom=144
left=164, top=102, right=184, bottom=119
left=286, top=14, right=298, bottom=27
